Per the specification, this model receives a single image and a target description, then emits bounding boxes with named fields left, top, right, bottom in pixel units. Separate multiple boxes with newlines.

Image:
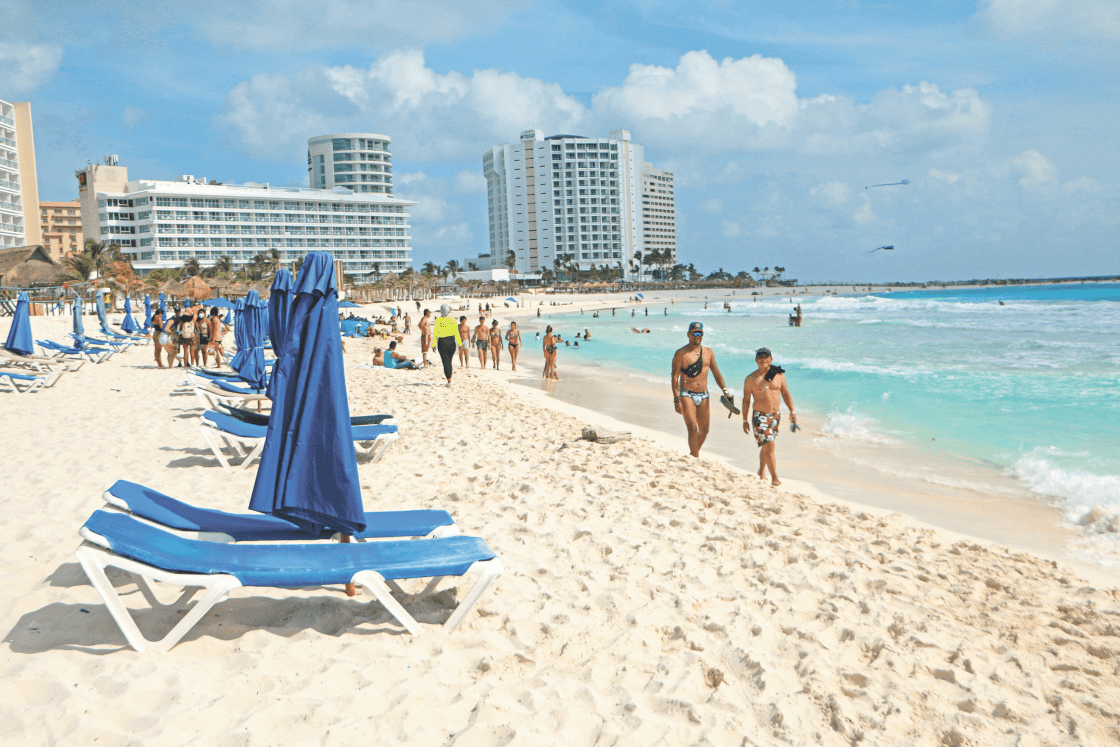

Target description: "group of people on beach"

left=671, top=322, right=797, bottom=486
left=150, top=304, right=228, bottom=369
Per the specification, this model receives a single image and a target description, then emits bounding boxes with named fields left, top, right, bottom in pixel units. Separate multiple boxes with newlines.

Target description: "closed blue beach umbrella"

left=184, top=298, right=192, bottom=309
left=121, top=296, right=139, bottom=333
left=249, top=252, right=364, bottom=535
left=232, top=291, right=267, bottom=390
left=95, top=292, right=110, bottom=332
left=72, top=295, right=87, bottom=348
left=142, top=294, right=152, bottom=334
left=3, top=292, right=34, bottom=356
left=265, top=270, right=294, bottom=400
left=158, top=291, right=166, bottom=315
left=230, top=296, right=248, bottom=371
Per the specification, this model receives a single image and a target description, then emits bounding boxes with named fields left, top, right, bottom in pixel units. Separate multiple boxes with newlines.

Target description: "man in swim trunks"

left=472, top=315, right=490, bottom=368
left=743, top=347, right=797, bottom=486
left=417, top=309, right=432, bottom=367
left=457, top=315, right=472, bottom=368
left=671, top=321, right=732, bottom=458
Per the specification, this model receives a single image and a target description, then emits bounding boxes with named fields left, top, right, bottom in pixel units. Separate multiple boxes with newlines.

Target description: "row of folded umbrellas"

left=6, top=252, right=367, bottom=533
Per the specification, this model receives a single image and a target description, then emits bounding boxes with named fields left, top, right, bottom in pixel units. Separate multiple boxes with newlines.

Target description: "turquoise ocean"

left=527, top=283, right=1120, bottom=568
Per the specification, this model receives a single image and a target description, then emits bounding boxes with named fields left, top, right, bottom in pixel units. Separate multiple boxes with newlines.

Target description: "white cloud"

left=721, top=220, right=742, bottom=238
left=433, top=222, right=472, bottom=244
left=1064, top=176, right=1104, bottom=193
left=202, top=0, right=522, bottom=50
left=701, top=198, right=724, bottom=213
left=592, top=50, right=799, bottom=147
left=219, top=49, right=588, bottom=160
left=853, top=195, right=875, bottom=225
left=220, top=49, right=993, bottom=164
left=929, top=168, right=962, bottom=184
left=979, top=0, right=1120, bottom=41
left=122, top=106, right=146, bottom=129
left=1006, top=149, right=1057, bottom=186
left=810, top=181, right=851, bottom=206
left=454, top=169, right=487, bottom=194
left=0, top=40, right=63, bottom=95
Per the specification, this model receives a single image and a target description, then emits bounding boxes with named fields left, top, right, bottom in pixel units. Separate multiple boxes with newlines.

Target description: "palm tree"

left=181, top=257, right=202, bottom=279
left=64, top=252, right=96, bottom=281
left=421, top=261, right=440, bottom=277
left=445, top=260, right=460, bottom=286
left=504, top=250, right=516, bottom=272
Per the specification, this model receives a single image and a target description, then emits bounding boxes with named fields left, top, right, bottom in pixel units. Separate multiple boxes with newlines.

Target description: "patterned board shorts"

left=752, top=410, right=780, bottom=447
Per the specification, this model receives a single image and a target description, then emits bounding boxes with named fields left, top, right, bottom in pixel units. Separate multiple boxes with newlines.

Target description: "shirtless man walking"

left=417, top=309, right=433, bottom=367
left=472, top=316, right=489, bottom=368
left=457, top=315, right=471, bottom=368
left=670, top=322, right=732, bottom=458
left=743, top=347, right=797, bottom=485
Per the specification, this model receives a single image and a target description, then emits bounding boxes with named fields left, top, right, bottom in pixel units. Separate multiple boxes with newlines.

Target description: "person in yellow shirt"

left=431, top=303, right=463, bottom=387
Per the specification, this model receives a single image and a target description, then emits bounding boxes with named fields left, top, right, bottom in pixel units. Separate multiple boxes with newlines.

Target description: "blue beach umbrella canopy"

left=158, top=292, right=166, bottom=315
left=232, top=291, right=267, bottom=390
left=249, top=252, right=364, bottom=535
left=3, top=292, right=34, bottom=356
left=72, top=294, right=86, bottom=347
left=95, top=292, right=110, bottom=331
left=121, top=296, right=139, bottom=333
left=337, top=300, right=360, bottom=309
left=142, top=294, right=152, bottom=333
left=265, top=270, right=294, bottom=400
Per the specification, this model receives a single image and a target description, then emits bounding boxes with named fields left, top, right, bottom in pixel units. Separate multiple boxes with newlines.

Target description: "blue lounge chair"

left=102, top=480, right=457, bottom=541
left=217, top=403, right=395, bottom=428
left=75, top=510, right=503, bottom=651
left=0, top=347, right=82, bottom=372
left=38, top=339, right=114, bottom=363
left=0, top=370, right=61, bottom=393
left=198, top=410, right=399, bottom=469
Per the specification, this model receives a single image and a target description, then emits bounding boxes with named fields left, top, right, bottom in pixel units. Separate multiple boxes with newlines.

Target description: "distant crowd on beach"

left=150, top=304, right=229, bottom=369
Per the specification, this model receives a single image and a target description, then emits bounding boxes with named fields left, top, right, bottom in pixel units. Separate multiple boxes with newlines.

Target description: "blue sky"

left=2, top=0, right=1117, bottom=282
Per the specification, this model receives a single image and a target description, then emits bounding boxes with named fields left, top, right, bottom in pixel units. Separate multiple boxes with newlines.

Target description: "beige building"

left=39, top=200, right=83, bottom=261
left=0, top=99, right=42, bottom=249
left=76, top=156, right=128, bottom=243
left=640, top=163, right=676, bottom=272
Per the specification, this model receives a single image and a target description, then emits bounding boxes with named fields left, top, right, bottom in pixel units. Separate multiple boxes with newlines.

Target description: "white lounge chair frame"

left=198, top=415, right=398, bottom=470
left=0, top=371, right=61, bottom=393
left=75, top=528, right=504, bottom=652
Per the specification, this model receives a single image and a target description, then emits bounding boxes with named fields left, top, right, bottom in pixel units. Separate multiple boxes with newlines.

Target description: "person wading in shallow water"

left=670, top=322, right=732, bottom=458
left=743, top=347, right=798, bottom=486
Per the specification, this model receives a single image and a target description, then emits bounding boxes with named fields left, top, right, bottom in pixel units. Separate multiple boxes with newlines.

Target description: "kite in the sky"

left=866, top=179, right=910, bottom=188
left=867, top=245, right=894, bottom=254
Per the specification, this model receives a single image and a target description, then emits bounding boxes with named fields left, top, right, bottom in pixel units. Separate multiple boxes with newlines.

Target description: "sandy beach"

left=1, top=312, right=1119, bottom=746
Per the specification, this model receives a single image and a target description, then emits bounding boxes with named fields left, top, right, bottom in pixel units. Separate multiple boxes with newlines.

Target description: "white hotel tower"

left=76, top=133, right=414, bottom=279
left=482, top=129, right=674, bottom=280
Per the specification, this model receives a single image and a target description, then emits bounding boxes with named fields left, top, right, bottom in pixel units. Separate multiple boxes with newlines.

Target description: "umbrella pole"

left=341, top=534, right=358, bottom=597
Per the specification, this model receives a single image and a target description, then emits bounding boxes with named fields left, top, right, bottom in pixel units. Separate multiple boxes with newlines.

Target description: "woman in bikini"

left=505, top=321, right=522, bottom=372
left=542, top=325, right=558, bottom=380
left=489, top=320, right=503, bottom=369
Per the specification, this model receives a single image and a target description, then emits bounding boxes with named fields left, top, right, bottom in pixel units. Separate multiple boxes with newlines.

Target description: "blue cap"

left=688, top=321, right=703, bottom=333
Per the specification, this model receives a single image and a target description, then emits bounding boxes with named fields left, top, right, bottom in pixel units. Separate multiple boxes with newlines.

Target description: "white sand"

left=1, top=314, right=1119, bottom=746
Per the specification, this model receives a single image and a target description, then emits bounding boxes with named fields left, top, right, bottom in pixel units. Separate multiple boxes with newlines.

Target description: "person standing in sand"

left=743, top=347, right=797, bottom=486
left=473, top=316, right=489, bottom=368
left=202, top=308, right=229, bottom=368
left=506, top=321, right=522, bottom=372
left=489, top=320, right=503, bottom=370
left=431, top=304, right=462, bottom=387
left=457, top=315, right=471, bottom=368
left=418, top=309, right=432, bottom=367
left=542, top=324, right=558, bottom=379
left=671, top=321, right=732, bottom=458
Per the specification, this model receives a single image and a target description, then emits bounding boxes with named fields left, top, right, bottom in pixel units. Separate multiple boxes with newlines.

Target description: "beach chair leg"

left=198, top=424, right=233, bottom=469
left=350, top=570, right=424, bottom=636
left=75, top=544, right=242, bottom=652
left=441, top=558, right=504, bottom=633
left=129, top=571, right=203, bottom=610
left=238, top=439, right=264, bottom=470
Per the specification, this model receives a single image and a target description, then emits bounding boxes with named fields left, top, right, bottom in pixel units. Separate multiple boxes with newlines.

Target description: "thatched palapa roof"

left=0, top=246, right=73, bottom=288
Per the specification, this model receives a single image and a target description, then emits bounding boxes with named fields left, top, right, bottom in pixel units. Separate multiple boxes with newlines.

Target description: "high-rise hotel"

left=482, top=129, right=675, bottom=280
left=76, top=134, right=414, bottom=279
left=0, top=99, right=41, bottom=250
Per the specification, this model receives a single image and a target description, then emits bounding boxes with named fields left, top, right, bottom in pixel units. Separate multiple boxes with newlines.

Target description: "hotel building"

left=76, top=158, right=415, bottom=279
left=640, top=164, right=676, bottom=268
left=0, top=99, right=41, bottom=250
left=39, top=200, right=83, bottom=261
left=483, top=129, right=674, bottom=280
left=308, top=133, right=394, bottom=195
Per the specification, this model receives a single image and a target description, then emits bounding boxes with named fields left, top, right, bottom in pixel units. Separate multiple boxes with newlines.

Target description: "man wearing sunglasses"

left=671, top=321, right=732, bottom=458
